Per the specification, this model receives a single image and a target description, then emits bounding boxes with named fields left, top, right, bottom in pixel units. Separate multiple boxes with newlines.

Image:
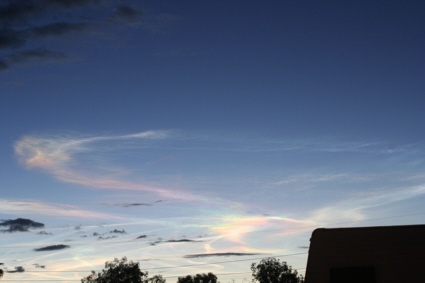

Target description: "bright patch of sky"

left=1, top=1, right=424, bottom=282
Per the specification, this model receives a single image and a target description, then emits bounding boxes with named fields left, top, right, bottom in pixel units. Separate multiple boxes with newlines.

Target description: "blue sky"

left=1, top=1, right=425, bottom=282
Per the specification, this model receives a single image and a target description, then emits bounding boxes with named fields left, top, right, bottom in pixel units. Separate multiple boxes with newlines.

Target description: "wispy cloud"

left=270, top=173, right=374, bottom=187
left=15, top=131, right=160, bottom=174
left=14, top=130, right=425, bottom=209
left=308, top=184, right=425, bottom=225
left=0, top=199, right=121, bottom=219
left=14, top=131, right=218, bottom=204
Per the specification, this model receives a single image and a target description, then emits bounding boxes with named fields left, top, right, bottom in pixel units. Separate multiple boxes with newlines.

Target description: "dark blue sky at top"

left=1, top=0, right=424, bottom=141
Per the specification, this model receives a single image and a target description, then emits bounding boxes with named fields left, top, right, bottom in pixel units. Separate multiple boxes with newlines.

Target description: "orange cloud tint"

left=211, top=216, right=315, bottom=244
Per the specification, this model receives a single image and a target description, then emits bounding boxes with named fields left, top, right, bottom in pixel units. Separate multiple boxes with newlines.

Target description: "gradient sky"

left=1, top=1, right=425, bottom=282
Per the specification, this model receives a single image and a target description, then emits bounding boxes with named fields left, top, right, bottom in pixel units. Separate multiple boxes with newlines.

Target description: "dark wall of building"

left=304, top=225, right=425, bottom=283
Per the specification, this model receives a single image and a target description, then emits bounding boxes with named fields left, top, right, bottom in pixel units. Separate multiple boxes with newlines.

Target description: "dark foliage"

left=150, top=275, right=166, bottom=283
left=177, top=273, right=218, bottom=283
left=81, top=257, right=156, bottom=283
left=251, top=257, right=304, bottom=283
left=80, top=256, right=305, bottom=283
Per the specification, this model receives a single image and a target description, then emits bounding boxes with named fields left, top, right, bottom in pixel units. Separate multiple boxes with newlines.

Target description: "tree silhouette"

left=177, top=273, right=218, bottom=283
left=81, top=257, right=150, bottom=283
left=0, top=268, right=3, bottom=280
left=150, top=274, right=166, bottom=283
left=251, top=257, right=303, bottom=283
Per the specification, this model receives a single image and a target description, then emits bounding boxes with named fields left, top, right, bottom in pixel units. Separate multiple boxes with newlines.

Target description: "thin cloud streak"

left=0, top=199, right=121, bottom=219
left=309, top=184, right=425, bottom=224
left=271, top=173, right=375, bottom=187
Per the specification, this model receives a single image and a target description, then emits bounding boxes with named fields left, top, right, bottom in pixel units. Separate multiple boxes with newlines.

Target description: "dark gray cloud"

left=122, top=203, right=151, bottom=207
left=0, top=218, right=44, bottom=233
left=110, top=229, right=126, bottom=234
left=33, top=263, right=45, bottom=268
left=184, top=252, right=260, bottom=258
left=149, top=237, right=163, bottom=246
left=6, top=266, right=25, bottom=273
left=0, top=218, right=45, bottom=227
left=0, top=0, right=101, bottom=24
left=136, top=235, right=147, bottom=239
left=0, top=29, right=26, bottom=49
left=98, top=235, right=117, bottom=240
left=102, top=202, right=153, bottom=207
left=0, top=1, right=41, bottom=24
left=36, top=230, right=52, bottom=235
left=1, top=225, right=28, bottom=232
left=166, top=239, right=197, bottom=243
left=34, top=244, right=70, bottom=252
left=0, top=0, right=143, bottom=71
left=149, top=238, right=199, bottom=246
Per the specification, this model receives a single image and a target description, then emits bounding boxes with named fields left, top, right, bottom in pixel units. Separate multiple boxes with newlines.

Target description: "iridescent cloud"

left=13, top=131, right=213, bottom=203
left=210, top=216, right=315, bottom=244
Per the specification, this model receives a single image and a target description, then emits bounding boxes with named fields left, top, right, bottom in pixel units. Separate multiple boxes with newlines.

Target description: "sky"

left=1, top=0, right=425, bottom=282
